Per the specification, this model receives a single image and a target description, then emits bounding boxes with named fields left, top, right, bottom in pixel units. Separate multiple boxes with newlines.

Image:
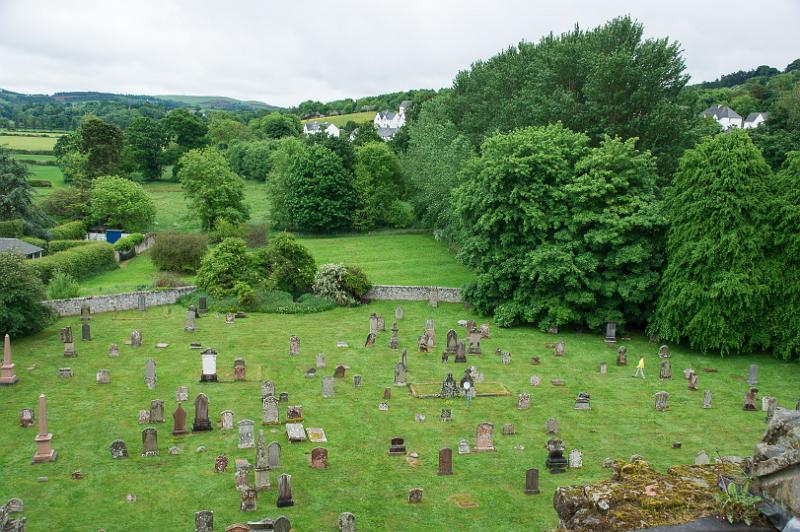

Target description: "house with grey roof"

left=744, top=112, right=768, bottom=129
left=0, top=238, right=44, bottom=259
left=303, top=120, right=340, bottom=138
left=701, top=105, right=743, bottom=130
left=376, top=127, right=399, bottom=141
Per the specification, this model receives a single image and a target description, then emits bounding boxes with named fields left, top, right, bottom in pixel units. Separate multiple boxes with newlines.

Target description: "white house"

left=743, top=112, right=768, bottom=129
left=701, top=105, right=743, bottom=130
left=371, top=100, right=411, bottom=141
left=303, top=121, right=340, bottom=138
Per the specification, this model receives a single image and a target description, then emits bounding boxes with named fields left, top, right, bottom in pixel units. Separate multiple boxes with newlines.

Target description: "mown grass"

left=300, top=232, right=473, bottom=287
left=0, top=135, right=58, bottom=151
left=76, top=253, right=194, bottom=296
left=302, top=111, right=376, bottom=127
left=1, top=301, right=796, bottom=531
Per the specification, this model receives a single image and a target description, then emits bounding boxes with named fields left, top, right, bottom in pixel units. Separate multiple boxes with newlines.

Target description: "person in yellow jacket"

left=633, top=356, right=645, bottom=379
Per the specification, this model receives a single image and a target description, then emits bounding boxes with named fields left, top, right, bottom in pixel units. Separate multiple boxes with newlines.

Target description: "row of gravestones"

left=193, top=510, right=359, bottom=532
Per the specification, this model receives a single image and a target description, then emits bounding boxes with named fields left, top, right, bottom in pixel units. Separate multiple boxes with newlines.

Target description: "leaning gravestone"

left=394, top=363, right=407, bottom=386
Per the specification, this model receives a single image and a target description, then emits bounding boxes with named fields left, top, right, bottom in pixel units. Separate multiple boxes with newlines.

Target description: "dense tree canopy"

left=207, top=115, right=252, bottom=148
left=649, top=130, right=773, bottom=355
left=249, top=113, right=302, bottom=139
left=178, top=147, right=250, bottom=231
left=124, top=116, right=169, bottom=180
left=456, top=124, right=664, bottom=330
left=352, top=142, right=403, bottom=230
left=0, top=147, right=39, bottom=223
left=88, top=175, right=156, bottom=231
left=76, top=115, right=124, bottom=179
left=164, top=108, right=208, bottom=150
left=0, top=251, right=52, bottom=337
left=226, top=140, right=279, bottom=181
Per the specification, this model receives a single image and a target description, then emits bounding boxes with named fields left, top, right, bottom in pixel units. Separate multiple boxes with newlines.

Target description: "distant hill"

left=156, top=94, right=279, bottom=111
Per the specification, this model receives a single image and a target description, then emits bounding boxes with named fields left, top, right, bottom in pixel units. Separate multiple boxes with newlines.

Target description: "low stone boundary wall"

left=366, top=285, right=462, bottom=303
left=43, top=286, right=197, bottom=317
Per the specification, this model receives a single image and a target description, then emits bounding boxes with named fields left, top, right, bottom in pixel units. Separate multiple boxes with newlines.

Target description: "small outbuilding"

left=0, top=238, right=44, bottom=259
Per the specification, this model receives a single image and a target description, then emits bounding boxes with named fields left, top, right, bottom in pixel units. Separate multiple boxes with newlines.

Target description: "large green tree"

left=164, top=108, right=208, bottom=150
left=178, top=147, right=250, bottom=231
left=649, top=130, right=773, bottom=355
left=124, top=116, right=169, bottom=180
left=0, top=147, right=41, bottom=224
left=88, top=176, right=156, bottom=231
left=352, top=142, right=403, bottom=230
left=249, top=113, right=302, bottom=139
left=0, top=250, right=52, bottom=337
left=208, top=115, right=252, bottom=148
left=456, top=124, right=664, bottom=330
left=76, top=115, right=124, bottom=180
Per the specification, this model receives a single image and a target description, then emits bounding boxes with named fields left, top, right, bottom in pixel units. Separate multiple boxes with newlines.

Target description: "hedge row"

left=113, top=233, right=145, bottom=252
left=28, top=179, right=53, bottom=188
left=8, top=149, right=54, bottom=155
left=20, top=236, right=47, bottom=250
left=30, top=242, right=117, bottom=283
left=49, top=220, right=86, bottom=241
left=48, top=239, right=91, bottom=253
left=0, top=219, right=24, bottom=238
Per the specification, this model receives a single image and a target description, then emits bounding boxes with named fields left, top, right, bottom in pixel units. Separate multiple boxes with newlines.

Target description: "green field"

left=0, top=134, right=58, bottom=151
left=77, top=253, right=194, bottom=296
left=302, top=111, right=376, bottom=127
left=300, top=232, right=473, bottom=287
left=0, top=301, right=795, bottom=531
left=13, top=154, right=58, bottom=162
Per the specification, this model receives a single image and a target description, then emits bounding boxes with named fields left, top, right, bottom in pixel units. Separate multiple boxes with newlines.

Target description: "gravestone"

left=703, top=390, right=712, bottom=409
left=234, top=358, right=246, bottom=381
left=310, top=447, right=328, bottom=469
left=531, top=356, right=541, bottom=365
left=286, top=422, right=306, bottom=442
left=214, top=454, right=229, bottom=473
left=255, top=430, right=270, bottom=491
left=184, top=308, right=196, bottom=332
left=240, top=488, right=257, bottom=512
left=81, top=323, right=91, bottom=341
left=475, top=422, right=495, bottom=452
left=138, top=410, right=150, bottom=424
left=762, top=395, right=776, bottom=412
left=616, top=346, right=627, bottom=366
left=316, top=353, right=326, bottom=368
left=401, top=348, right=408, bottom=371
left=599, top=362, right=607, bottom=375
left=369, top=313, right=378, bottom=334
left=263, top=396, right=279, bottom=424
left=479, top=323, right=490, bottom=338
left=131, top=330, right=142, bottom=347
left=306, top=427, right=327, bottom=443
left=569, top=449, right=583, bottom=468
left=141, top=428, right=158, bottom=456
left=437, top=447, right=453, bottom=476
left=517, top=393, right=531, bottom=410
left=389, top=323, right=399, bottom=349
left=333, top=365, right=346, bottom=378
left=393, top=362, right=407, bottom=386
left=408, top=488, right=423, bottom=504
left=748, top=364, right=758, bottom=385
left=110, top=439, right=128, bottom=459
left=353, top=374, right=362, bottom=387
left=395, top=305, right=403, bottom=320
left=286, top=405, right=303, bottom=421
left=377, top=315, right=385, bottom=332
left=605, top=321, right=616, bottom=343
left=388, top=437, right=406, bottom=456
left=415, top=413, right=425, bottom=423
left=172, top=404, right=188, bottom=435
left=304, top=368, right=316, bottom=378
left=108, top=344, right=119, bottom=357
left=530, top=375, right=541, bottom=386
left=96, top=369, right=110, bottom=384
left=273, top=516, right=291, bottom=532
left=524, top=468, right=540, bottom=494
left=660, top=360, right=672, bottom=379
left=467, top=332, right=481, bottom=355
left=378, top=402, right=389, bottom=411
left=445, top=329, right=458, bottom=354
left=225, top=312, right=235, bottom=325
left=688, top=371, right=699, bottom=391
left=238, top=419, right=255, bottom=449
left=554, top=341, right=565, bottom=357
left=268, top=442, right=281, bottom=469
left=322, top=376, right=335, bottom=398
left=441, top=373, right=458, bottom=398
left=655, top=391, right=670, bottom=411
left=338, top=512, right=356, bottom=532
left=440, top=408, right=452, bottom=422
left=546, top=418, right=559, bottom=434
left=545, top=439, right=568, bottom=474
left=454, top=341, right=467, bottom=363
left=19, top=408, right=34, bottom=427
left=176, top=386, right=189, bottom=402
left=58, top=367, right=73, bottom=378
left=501, top=351, right=511, bottom=365
left=364, top=332, right=376, bottom=348
left=458, top=439, right=470, bottom=454
left=276, top=474, right=294, bottom=507
left=262, top=380, right=275, bottom=399
left=573, top=392, right=591, bottom=410
left=289, top=335, right=300, bottom=356
left=278, top=392, right=287, bottom=402
left=198, top=296, right=207, bottom=314
left=200, top=348, right=218, bottom=382
left=144, top=359, right=156, bottom=390
left=61, top=327, right=76, bottom=357
left=150, top=400, right=165, bottom=422
left=195, top=510, right=213, bottom=532
left=235, top=458, right=252, bottom=491
left=502, top=423, right=516, bottom=435
left=658, top=345, right=671, bottom=358
left=192, top=393, right=212, bottom=432
left=695, top=450, right=710, bottom=465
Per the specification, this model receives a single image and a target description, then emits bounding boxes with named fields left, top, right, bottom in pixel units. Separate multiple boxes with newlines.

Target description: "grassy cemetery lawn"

left=77, top=253, right=194, bottom=296
left=0, top=134, right=59, bottom=151
left=300, top=232, right=473, bottom=287
left=1, top=301, right=797, bottom=530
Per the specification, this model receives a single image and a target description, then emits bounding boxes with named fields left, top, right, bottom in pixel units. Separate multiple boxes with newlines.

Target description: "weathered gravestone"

left=616, top=346, right=627, bottom=366
left=605, top=321, right=616, bottom=344
left=131, top=330, right=142, bottom=347
left=401, top=348, right=408, bottom=371
left=262, top=380, right=275, bottom=400
left=408, top=488, right=424, bottom=504
left=501, top=351, right=511, bottom=365
left=316, top=353, right=326, bottom=368
left=599, top=362, right=607, bottom=375
left=234, top=358, right=246, bottom=381
left=195, top=510, right=213, bottom=532
left=338, top=512, right=356, bottom=532
left=220, top=410, right=234, bottom=430
left=81, top=322, right=91, bottom=341
left=458, top=439, right=470, bottom=455
left=333, top=365, right=346, bottom=378
left=240, top=488, right=257, bottom=512
left=503, top=423, right=516, bottom=435
left=660, top=360, right=672, bottom=379
left=546, top=418, right=559, bottom=434
left=744, top=388, right=759, bottom=411
left=108, top=343, right=119, bottom=357
left=238, top=419, right=255, bottom=449
left=268, top=441, right=281, bottom=469
left=517, top=393, right=531, bottom=410
left=286, top=405, right=303, bottom=422
left=377, top=315, right=385, bottom=332
left=322, top=376, right=335, bottom=398
left=141, top=428, right=158, bottom=456
left=395, top=305, right=403, bottom=320
left=176, top=385, right=189, bottom=402
left=353, top=374, right=362, bottom=387
left=138, top=409, right=150, bottom=424
left=184, top=308, right=196, bottom=332
left=525, top=468, right=540, bottom=494
left=703, top=390, right=713, bottom=409
left=389, top=323, right=399, bottom=349
left=748, top=364, right=758, bottom=385
left=530, top=375, right=542, bottom=387
left=655, top=391, right=670, bottom=411
left=440, top=408, right=452, bottom=422
left=441, top=373, right=458, bottom=398
left=150, top=399, right=165, bottom=422
left=286, top=422, right=306, bottom=442
left=393, top=363, right=407, bottom=386
left=369, top=313, right=378, bottom=334
left=144, top=359, right=156, bottom=390
left=110, top=439, right=128, bottom=459
left=569, top=449, right=583, bottom=468
left=475, top=422, right=495, bottom=452
left=310, top=447, right=328, bottom=469
left=276, top=474, right=294, bottom=507
left=364, top=332, right=376, bottom=348
left=255, top=430, right=270, bottom=491
left=554, top=341, right=565, bottom=357
left=19, top=408, right=34, bottom=427
left=96, top=368, right=110, bottom=384
left=289, top=335, right=300, bottom=356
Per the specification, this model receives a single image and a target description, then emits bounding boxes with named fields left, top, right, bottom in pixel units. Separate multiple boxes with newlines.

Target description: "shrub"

left=253, top=232, right=316, bottom=295
left=113, top=233, right=145, bottom=252
left=49, top=220, right=87, bottom=241
left=20, top=236, right=47, bottom=251
left=0, top=219, right=24, bottom=237
left=47, top=239, right=90, bottom=253
left=245, top=223, right=268, bottom=248
left=28, top=179, right=53, bottom=188
left=45, top=271, right=81, bottom=299
left=385, top=200, right=415, bottom=228
left=234, top=281, right=258, bottom=308
left=209, top=218, right=245, bottom=243
left=313, top=263, right=372, bottom=305
left=181, top=289, right=336, bottom=314
left=195, top=238, right=254, bottom=298
left=0, top=250, right=53, bottom=336
left=150, top=231, right=208, bottom=273
left=89, top=175, right=156, bottom=232
left=154, top=272, right=188, bottom=288
left=29, top=242, right=117, bottom=283
left=41, top=187, right=89, bottom=220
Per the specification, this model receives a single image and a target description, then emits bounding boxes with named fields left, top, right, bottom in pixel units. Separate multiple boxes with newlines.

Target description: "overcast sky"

left=0, top=0, right=797, bottom=107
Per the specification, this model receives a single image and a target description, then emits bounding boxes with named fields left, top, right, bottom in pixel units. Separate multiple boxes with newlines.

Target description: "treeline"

left=698, top=60, right=799, bottom=89
left=291, top=89, right=436, bottom=119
